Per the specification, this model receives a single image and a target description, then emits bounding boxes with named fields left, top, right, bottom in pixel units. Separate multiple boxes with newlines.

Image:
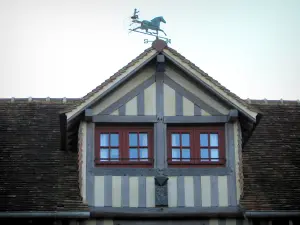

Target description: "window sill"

left=95, top=160, right=153, bottom=168
left=167, top=160, right=225, bottom=168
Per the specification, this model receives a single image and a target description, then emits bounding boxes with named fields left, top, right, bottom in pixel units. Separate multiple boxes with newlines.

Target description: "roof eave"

left=245, top=210, right=300, bottom=218
left=0, top=211, right=90, bottom=219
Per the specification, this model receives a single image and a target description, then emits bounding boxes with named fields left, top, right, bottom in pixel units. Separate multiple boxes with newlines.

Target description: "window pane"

left=172, top=133, right=180, bottom=146
left=200, top=134, right=208, bottom=146
left=210, top=134, right=218, bottom=147
left=181, top=134, right=190, bottom=146
left=110, top=134, right=119, bottom=146
left=172, top=148, right=180, bottom=161
left=129, top=133, right=138, bottom=146
left=100, top=134, right=109, bottom=146
left=200, top=148, right=209, bottom=161
left=140, top=148, right=148, bottom=161
left=182, top=148, right=190, bottom=161
left=110, top=148, right=119, bottom=161
left=211, top=148, right=219, bottom=162
left=100, top=148, right=109, bottom=161
left=139, top=133, right=148, bottom=146
left=129, top=148, right=138, bottom=161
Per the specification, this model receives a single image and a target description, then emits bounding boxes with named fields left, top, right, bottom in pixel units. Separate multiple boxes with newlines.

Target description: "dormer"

left=61, top=39, right=260, bottom=221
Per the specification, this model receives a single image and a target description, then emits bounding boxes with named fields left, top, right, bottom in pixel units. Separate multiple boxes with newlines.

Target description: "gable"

left=90, top=63, right=156, bottom=116
left=163, top=83, right=222, bottom=116
left=163, top=62, right=230, bottom=116
left=108, top=82, right=156, bottom=116
left=88, top=59, right=230, bottom=118
left=66, top=39, right=258, bottom=123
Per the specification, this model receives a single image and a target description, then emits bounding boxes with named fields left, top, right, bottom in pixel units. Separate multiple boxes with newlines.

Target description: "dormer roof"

left=65, top=39, right=259, bottom=123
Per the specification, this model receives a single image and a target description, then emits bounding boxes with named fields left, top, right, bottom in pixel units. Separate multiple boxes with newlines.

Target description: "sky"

left=0, top=0, right=299, bottom=100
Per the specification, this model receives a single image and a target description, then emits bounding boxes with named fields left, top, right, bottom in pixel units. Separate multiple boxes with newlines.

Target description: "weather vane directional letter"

left=128, top=9, right=171, bottom=44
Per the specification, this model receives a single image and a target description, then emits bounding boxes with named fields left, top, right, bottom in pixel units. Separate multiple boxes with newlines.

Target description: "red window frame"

left=167, top=125, right=225, bottom=167
left=94, top=126, right=153, bottom=168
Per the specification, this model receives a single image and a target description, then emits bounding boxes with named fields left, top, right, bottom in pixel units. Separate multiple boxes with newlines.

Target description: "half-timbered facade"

left=1, top=39, right=299, bottom=225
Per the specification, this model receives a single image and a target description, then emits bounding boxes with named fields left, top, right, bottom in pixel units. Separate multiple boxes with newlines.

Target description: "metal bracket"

left=144, top=38, right=171, bottom=44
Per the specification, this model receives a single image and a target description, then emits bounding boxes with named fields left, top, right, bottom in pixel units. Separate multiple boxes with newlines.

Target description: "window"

left=95, top=126, right=153, bottom=167
left=167, top=126, right=225, bottom=166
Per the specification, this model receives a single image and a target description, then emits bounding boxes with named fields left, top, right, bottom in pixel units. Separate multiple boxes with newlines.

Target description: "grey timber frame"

left=164, top=115, right=229, bottom=123
left=163, top=51, right=257, bottom=122
left=118, top=105, right=125, bottom=116
left=99, top=75, right=155, bottom=115
left=137, top=92, right=144, bottom=116
left=177, top=176, right=185, bottom=207
left=138, top=176, right=147, bottom=207
left=91, top=165, right=231, bottom=176
left=85, top=109, right=93, bottom=122
left=85, top=70, right=239, bottom=208
left=164, top=74, right=222, bottom=116
left=68, top=51, right=158, bottom=122
left=121, top=176, right=129, bottom=207
left=90, top=206, right=243, bottom=219
left=175, top=92, right=183, bottom=116
left=155, top=72, right=166, bottom=169
left=90, top=115, right=238, bottom=124
left=226, top=123, right=237, bottom=205
left=194, top=105, right=202, bottom=116
left=156, top=72, right=164, bottom=118
left=87, top=72, right=237, bottom=176
left=86, top=123, right=95, bottom=206
left=193, top=176, right=202, bottom=207
left=211, top=176, right=219, bottom=207
left=104, top=176, right=112, bottom=207
left=92, top=115, right=157, bottom=123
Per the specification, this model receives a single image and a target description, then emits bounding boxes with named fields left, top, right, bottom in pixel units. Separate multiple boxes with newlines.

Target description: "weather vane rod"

left=128, top=8, right=171, bottom=44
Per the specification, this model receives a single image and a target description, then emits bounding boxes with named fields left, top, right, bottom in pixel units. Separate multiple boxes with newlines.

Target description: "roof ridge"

left=0, top=97, right=80, bottom=104
left=246, top=99, right=300, bottom=105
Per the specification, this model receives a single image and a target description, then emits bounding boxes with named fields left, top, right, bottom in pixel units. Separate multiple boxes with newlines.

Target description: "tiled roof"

left=1, top=38, right=299, bottom=212
left=241, top=100, right=300, bottom=210
left=0, top=99, right=88, bottom=211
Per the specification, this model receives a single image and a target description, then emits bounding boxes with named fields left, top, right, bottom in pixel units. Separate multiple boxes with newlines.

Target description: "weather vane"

left=128, top=9, right=171, bottom=44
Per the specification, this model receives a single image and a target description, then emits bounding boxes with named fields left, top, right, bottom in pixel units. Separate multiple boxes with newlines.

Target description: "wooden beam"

left=90, top=206, right=242, bottom=219
left=85, top=109, right=93, bottom=122
left=92, top=115, right=157, bottom=123
left=228, top=109, right=238, bottom=122
left=164, top=115, right=229, bottom=124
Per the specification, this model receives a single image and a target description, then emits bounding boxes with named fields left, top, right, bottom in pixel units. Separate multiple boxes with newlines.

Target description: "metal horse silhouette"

left=130, top=16, right=167, bottom=36
left=129, top=9, right=170, bottom=43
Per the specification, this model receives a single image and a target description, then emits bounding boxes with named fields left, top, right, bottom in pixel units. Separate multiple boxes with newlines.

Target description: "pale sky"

left=0, top=0, right=299, bottom=100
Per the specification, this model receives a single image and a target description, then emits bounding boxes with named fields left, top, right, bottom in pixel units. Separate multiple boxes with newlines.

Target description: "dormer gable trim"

left=66, top=40, right=259, bottom=123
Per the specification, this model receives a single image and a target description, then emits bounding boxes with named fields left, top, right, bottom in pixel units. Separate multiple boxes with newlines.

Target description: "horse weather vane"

left=129, top=9, right=171, bottom=44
